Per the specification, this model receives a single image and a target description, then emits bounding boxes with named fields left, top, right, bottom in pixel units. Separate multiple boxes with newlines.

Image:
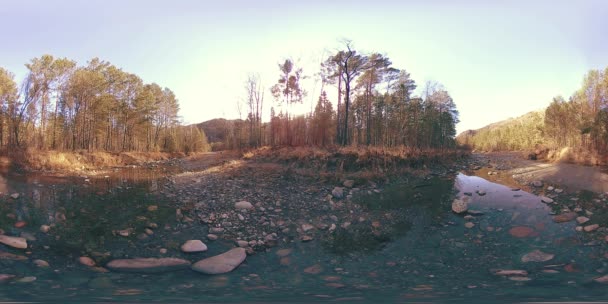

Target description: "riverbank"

left=4, top=150, right=191, bottom=174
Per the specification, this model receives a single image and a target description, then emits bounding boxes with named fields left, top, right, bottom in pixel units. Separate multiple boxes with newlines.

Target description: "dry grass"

left=11, top=150, right=184, bottom=172
left=244, top=145, right=468, bottom=181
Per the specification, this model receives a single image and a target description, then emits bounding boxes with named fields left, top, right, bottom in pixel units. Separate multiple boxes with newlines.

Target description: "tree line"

left=458, top=66, right=608, bottom=161
left=0, top=55, right=209, bottom=154
left=221, top=41, right=460, bottom=151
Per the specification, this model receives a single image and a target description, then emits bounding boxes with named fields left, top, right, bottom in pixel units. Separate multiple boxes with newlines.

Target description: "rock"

left=576, top=226, right=583, bottom=232
left=554, top=188, right=563, bottom=193
left=16, top=276, right=36, bottom=283
left=40, top=225, right=51, bottom=233
left=0, top=235, right=27, bottom=249
left=332, top=187, right=344, bottom=199
left=144, top=228, right=154, bottom=235
left=79, top=256, right=96, bottom=267
left=236, top=240, right=249, bottom=248
left=191, top=248, right=247, bottom=275
left=209, top=227, right=224, bottom=234
left=593, top=275, right=608, bottom=283
left=584, top=224, right=600, bottom=232
left=0, top=274, right=15, bottom=283
left=465, top=222, right=475, bottom=229
left=464, top=215, right=474, bottom=220
left=493, top=269, right=528, bottom=276
left=476, top=190, right=486, bottom=196
left=521, top=250, right=554, bottom=262
left=181, top=240, right=208, bottom=253
left=147, top=205, right=158, bottom=212
left=576, top=216, right=590, bottom=224
left=451, top=199, right=468, bottom=214
left=301, top=235, right=314, bottom=242
left=276, top=249, right=292, bottom=257
left=343, top=180, right=355, bottom=188
left=304, top=264, right=323, bottom=274
left=235, top=201, right=254, bottom=210
left=106, top=258, right=191, bottom=273
left=553, top=212, right=577, bottom=223
left=547, top=186, right=555, bottom=191
left=540, top=196, right=553, bottom=204
left=207, top=234, right=218, bottom=240
left=33, top=259, right=49, bottom=267
left=159, top=248, right=167, bottom=254
left=532, top=181, right=543, bottom=187
left=508, top=226, right=535, bottom=238
left=467, top=210, right=484, bottom=215
left=14, top=221, right=27, bottom=228
left=10, top=193, right=19, bottom=199
left=301, top=223, right=315, bottom=232
left=0, top=251, right=27, bottom=260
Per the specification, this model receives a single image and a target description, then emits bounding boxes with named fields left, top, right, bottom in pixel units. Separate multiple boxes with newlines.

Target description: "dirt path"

left=475, top=152, right=608, bottom=194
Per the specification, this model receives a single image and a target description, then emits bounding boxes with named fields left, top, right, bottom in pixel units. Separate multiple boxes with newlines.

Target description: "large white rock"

left=180, top=240, right=208, bottom=253
left=106, top=258, right=190, bottom=273
left=192, top=247, right=246, bottom=275
left=0, top=235, right=27, bottom=249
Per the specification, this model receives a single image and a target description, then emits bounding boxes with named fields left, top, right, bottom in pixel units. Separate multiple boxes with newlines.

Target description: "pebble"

left=33, top=259, right=49, bottom=267
left=79, top=256, right=96, bottom=267
left=576, top=216, right=590, bottom=224
left=10, top=193, right=19, bottom=199
left=540, top=196, right=553, bottom=204
left=584, top=224, right=600, bottom=232
left=465, top=222, right=475, bottom=229
left=207, top=234, right=218, bottom=240
left=181, top=240, right=208, bottom=253
left=236, top=240, right=249, bottom=248
left=40, top=225, right=51, bottom=233
left=235, top=201, right=254, bottom=210
left=521, top=250, right=554, bottom=262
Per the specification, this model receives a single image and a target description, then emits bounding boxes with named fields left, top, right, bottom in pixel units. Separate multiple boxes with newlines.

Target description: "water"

left=1, top=166, right=608, bottom=302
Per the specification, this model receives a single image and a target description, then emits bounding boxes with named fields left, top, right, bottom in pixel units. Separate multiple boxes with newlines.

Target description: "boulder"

left=191, top=248, right=247, bottom=275
left=106, top=258, right=191, bottom=273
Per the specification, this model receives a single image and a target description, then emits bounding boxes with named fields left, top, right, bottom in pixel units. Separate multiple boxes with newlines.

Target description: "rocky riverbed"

left=2, top=152, right=608, bottom=302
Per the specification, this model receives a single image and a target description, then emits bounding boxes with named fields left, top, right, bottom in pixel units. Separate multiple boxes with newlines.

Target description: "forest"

left=0, top=55, right=210, bottom=155
left=216, top=41, right=460, bottom=151
left=458, top=66, right=608, bottom=164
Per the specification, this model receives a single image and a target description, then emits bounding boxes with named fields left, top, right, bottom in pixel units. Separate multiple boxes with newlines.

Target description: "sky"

left=1, top=0, right=607, bottom=134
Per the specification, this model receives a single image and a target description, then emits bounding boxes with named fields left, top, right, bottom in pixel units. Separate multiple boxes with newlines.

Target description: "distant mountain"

left=456, top=110, right=545, bottom=151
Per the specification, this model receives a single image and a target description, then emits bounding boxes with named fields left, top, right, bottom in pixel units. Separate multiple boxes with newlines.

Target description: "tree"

left=0, top=68, right=18, bottom=148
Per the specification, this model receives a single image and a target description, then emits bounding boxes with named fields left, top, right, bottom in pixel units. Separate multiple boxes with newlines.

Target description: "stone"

left=584, top=224, right=600, bottom=232
left=40, top=225, right=51, bottom=233
left=593, top=275, right=608, bottom=283
left=209, top=227, right=224, bottom=234
left=0, top=274, right=15, bottom=283
left=0, top=251, right=27, bottom=260
left=33, top=259, right=49, bottom=267
left=332, top=187, right=344, bottom=199
left=79, top=256, right=96, bottom=267
left=159, top=248, right=167, bottom=254
left=304, top=264, right=323, bottom=274
left=508, top=226, right=535, bottom=238
left=276, top=249, right=292, bottom=257
left=14, top=221, right=26, bottom=228
left=540, top=196, right=553, bottom=204
left=476, top=190, right=486, bottom=196
left=301, top=235, right=314, bottom=242
left=207, top=234, right=218, bottom=240
left=521, top=250, right=554, bottom=262
left=147, top=205, right=158, bottom=212
left=181, top=240, right=208, bottom=253
left=493, top=269, right=528, bottom=276
left=451, top=199, right=468, bottom=214
left=532, top=181, right=543, bottom=187
left=465, top=222, right=475, bottom=229
left=16, top=276, right=36, bottom=283
left=235, top=201, right=254, bottom=210
left=0, top=235, right=27, bottom=249
left=106, top=258, right=191, bottom=273
left=547, top=186, right=555, bottom=191
left=576, top=216, right=590, bottom=224
left=301, top=223, right=315, bottom=232
left=236, top=240, right=249, bottom=248
left=343, top=180, right=355, bottom=188
left=191, top=248, right=247, bottom=275
left=553, top=212, right=577, bottom=223
left=10, top=193, right=19, bottom=199
left=554, top=188, right=563, bottom=193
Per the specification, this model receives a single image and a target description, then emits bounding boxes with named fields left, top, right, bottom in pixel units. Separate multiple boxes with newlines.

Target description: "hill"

left=456, top=110, right=545, bottom=151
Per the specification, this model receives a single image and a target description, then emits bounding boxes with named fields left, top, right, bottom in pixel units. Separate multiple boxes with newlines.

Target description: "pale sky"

left=1, top=0, right=606, bottom=134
